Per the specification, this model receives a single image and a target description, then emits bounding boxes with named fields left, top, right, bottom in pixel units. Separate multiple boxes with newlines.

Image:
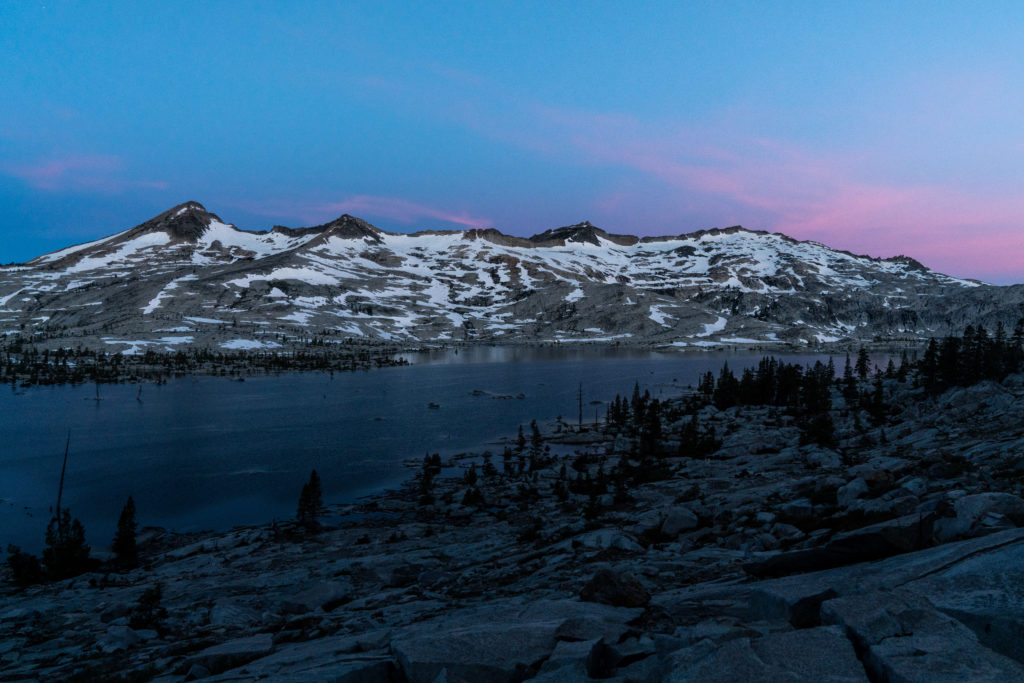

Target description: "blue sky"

left=2, top=1, right=1023, bottom=283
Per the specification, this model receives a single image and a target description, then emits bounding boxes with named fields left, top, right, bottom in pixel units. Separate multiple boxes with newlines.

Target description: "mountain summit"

left=2, top=201, right=1018, bottom=353
left=529, top=221, right=639, bottom=247
left=142, top=201, right=219, bottom=242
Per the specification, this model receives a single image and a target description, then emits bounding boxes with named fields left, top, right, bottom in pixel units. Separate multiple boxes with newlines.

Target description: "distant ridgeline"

left=4, top=201, right=1023, bottom=349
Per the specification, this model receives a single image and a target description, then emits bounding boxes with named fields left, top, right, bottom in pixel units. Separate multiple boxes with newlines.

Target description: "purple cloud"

left=369, top=63, right=1018, bottom=281
left=495, top=104, right=1024, bottom=282
left=3, top=155, right=167, bottom=193
left=240, top=195, right=492, bottom=230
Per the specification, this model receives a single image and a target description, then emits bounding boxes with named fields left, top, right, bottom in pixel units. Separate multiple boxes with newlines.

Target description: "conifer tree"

left=855, top=347, right=871, bottom=380
left=42, top=509, right=90, bottom=579
left=529, top=419, right=543, bottom=461
left=713, top=363, right=739, bottom=409
left=296, top=469, right=324, bottom=529
left=112, top=496, right=138, bottom=569
left=897, top=351, right=910, bottom=382
left=463, top=463, right=478, bottom=486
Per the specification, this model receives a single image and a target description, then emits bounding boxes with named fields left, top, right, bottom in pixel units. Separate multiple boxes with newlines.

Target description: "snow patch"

left=142, top=274, right=198, bottom=314
left=220, top=339, right=282, bottom=350
left=159, top=336, right=193, bottom=344
left=227, top=267, right=339, bottom=288
left=696, top=316, right=728, bottom=337
left=0, top=288, right=23, bottom=308
left=565, top=287, right=584, bottom=303
left=648, top=304, right=673, bottom=327
left=65, top=232, right=172, bottom=273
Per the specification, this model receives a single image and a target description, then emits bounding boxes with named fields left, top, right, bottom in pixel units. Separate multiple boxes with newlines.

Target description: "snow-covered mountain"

left=1, top=201, right=1020, bottom=352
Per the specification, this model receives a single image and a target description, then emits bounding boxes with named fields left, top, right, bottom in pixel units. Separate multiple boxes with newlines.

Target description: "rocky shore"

left=3, top=368, right=1024, bottom=681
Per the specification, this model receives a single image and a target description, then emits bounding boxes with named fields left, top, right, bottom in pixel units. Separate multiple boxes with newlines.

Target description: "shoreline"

left=0, top=337, right=924, bottom=389
left=4, top=357, right=1024, bottom=679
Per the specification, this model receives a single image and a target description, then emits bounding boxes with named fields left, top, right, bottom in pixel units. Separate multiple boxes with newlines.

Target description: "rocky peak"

left=314, top=214, right=384, bottom=244
left=529, top=221, right=639, bottom=247
left=884, top=255, right=929, bottom=272
left=462, top=228, right=533, bottom=248
left=144, top=201, right=220, bottom=242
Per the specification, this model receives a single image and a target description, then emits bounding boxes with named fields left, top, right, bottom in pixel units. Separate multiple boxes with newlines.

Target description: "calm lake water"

left=0, top=347, right=835, bottom=553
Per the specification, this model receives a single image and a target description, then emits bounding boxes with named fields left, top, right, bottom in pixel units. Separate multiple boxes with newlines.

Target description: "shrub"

left=5, top=545, right=43, bottom=586
left=129, top=583, right=168, bottom=631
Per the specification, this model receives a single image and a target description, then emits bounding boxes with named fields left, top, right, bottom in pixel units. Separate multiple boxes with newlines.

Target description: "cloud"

left=240, top=195, right=492, bottom=230
left=460, top=99, right=1024, bottom=282
left=2, top=154, right=168, bottom=193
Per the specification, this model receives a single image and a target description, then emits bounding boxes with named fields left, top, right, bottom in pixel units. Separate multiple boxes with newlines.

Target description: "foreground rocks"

left=2, top=373, right=1024, bottom=681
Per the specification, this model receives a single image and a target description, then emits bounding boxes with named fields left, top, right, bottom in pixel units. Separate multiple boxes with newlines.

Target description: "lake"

left=0, top=347, right=837, bottom=553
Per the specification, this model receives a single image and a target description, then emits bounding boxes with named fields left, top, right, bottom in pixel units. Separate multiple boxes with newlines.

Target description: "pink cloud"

left=512, top=108, right=1024, bottom=283
left=351, top=63, right=1022, bottom=282
left=241, top=195, right=492, bottom=230
left=3, top=154, right=168, bottom=193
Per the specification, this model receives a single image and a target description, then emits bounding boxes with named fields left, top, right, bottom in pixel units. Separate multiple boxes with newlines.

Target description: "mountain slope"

left=1, top=202, right=1019, bottom=352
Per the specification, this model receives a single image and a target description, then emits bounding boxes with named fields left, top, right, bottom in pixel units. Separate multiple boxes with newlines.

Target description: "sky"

left=1, top=1, right=1023, bottom=284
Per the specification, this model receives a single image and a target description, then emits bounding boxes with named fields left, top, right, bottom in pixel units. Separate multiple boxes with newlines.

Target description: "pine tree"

left=112, top=496, right=138, bottom=569
left=529, top=419, right=543, bottom=458
left=921, top=338, right=939, bottom=391
left=296, top=469, right=324, bottom=529
left=42, top=509, right=90, bottom=579
left=897, top=351, right=910, bottom=382
left=855, top=347, right=871, bottom=380
left=463, top=463, right=478, bottom=486
left=713, top=363, right=739, bottom=409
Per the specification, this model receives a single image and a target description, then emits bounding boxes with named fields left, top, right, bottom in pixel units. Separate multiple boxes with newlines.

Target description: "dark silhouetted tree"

left=855, top=347, right=871, bottom=380
left=5, top=545, right=43, bottom=586
left=129, top=583, right=168, bottom=631
left=296, top=469, right=324, bottom=529
left=112, top=496, right=138, bottom=569
left=42, top=509, right=90, bottom=579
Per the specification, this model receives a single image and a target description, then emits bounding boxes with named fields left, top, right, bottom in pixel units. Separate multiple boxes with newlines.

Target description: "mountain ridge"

left=2, top=202, right=1021, bottom=353
left=18, top=203, right=971, bottom=276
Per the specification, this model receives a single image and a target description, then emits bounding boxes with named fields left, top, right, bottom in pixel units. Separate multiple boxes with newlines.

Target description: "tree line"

left=918, top=320, right=1024, bottom=393
left=0, top=341, right=409, bottom=386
